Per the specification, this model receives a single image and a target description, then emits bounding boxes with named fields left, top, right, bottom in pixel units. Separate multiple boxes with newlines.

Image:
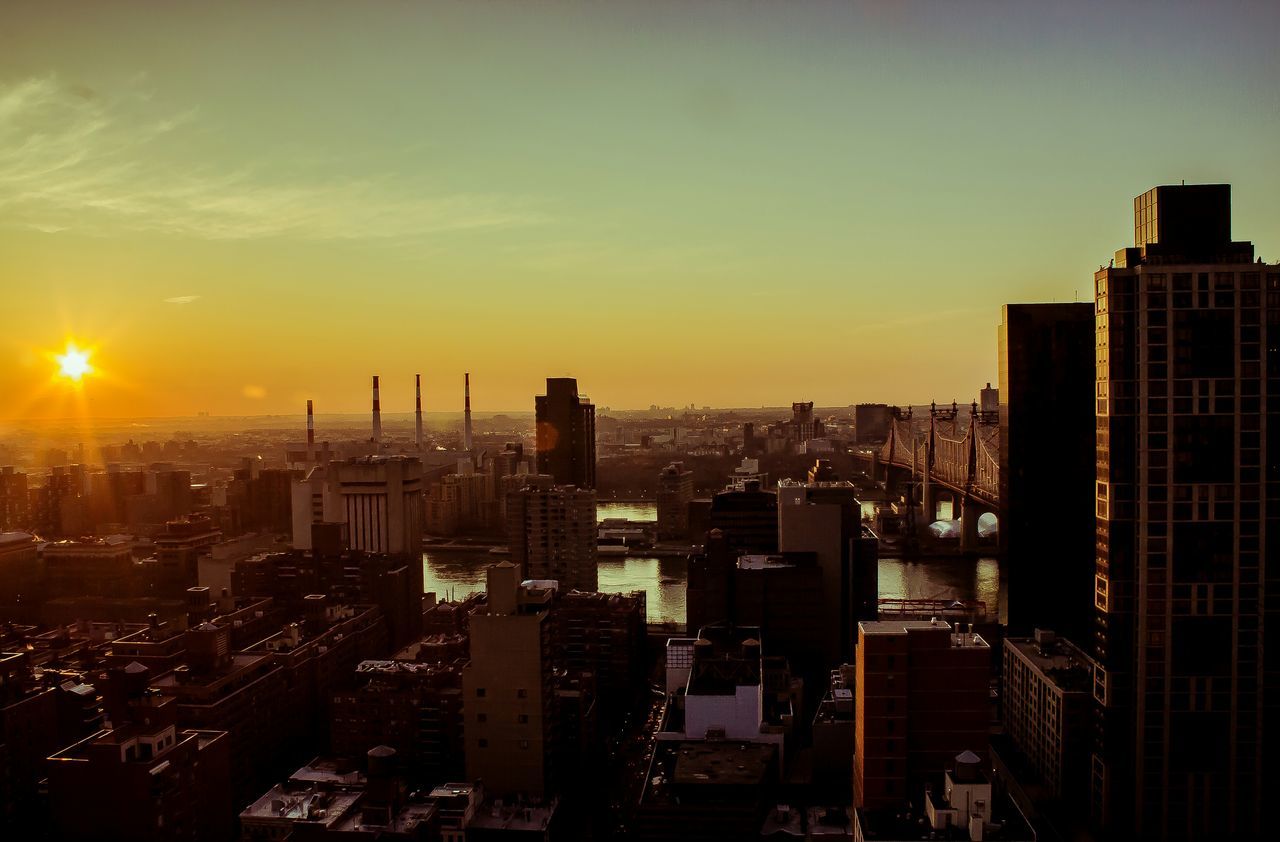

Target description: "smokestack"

left=415, top=374, right=424, bottom=449
left=306, top=399, right=315, bottom=459
left=372, top=375, right=382, bottom=444
left=463, top=372, right=473, bottom=451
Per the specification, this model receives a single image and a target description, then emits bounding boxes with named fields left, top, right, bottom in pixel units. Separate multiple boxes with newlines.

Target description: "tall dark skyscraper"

left=1092, top=184, right=1274, bottom=839
left=998, top=303, right=1095, bottom=643
left=535, top=377, right=596, bottom=489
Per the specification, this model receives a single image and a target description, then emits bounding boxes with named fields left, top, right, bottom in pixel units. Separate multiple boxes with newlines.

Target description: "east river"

left=424, top=502, right=1001, bottom=626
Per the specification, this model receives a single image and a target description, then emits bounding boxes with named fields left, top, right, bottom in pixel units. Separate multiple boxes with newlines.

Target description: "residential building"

left=506, top=476, right=597, bottom=592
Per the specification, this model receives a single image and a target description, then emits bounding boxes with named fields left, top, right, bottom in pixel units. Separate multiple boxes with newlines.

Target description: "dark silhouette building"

left=707, top=480, right=777, bottom=555
left=998, top=302, right=1095, bottom=643
left=1091, top=183, right=1273, bottom=839
left=535, top=377, right=596, bottom=489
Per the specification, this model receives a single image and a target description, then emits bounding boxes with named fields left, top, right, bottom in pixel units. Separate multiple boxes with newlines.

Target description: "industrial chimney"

left=463, top=372, right=473, bottom=451
left=415, top=374, right=424, bottom=449
left=372, top=375, right=382, bottom=444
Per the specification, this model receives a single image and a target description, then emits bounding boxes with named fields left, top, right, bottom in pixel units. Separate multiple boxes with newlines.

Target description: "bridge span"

left=873, top=401, right=1000, bottom=551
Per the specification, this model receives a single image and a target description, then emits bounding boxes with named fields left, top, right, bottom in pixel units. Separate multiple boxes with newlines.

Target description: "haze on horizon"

left=3, top=0, right=1279, bottom=420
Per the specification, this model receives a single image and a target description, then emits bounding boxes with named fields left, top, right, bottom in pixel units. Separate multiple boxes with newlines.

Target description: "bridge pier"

left=922, top=480, right=939, bottom=523
left=960, top=498, right=981, bottom=552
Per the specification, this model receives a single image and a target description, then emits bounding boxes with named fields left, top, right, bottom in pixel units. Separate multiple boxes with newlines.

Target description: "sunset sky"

left=3, top=0, right=1278, bottom=419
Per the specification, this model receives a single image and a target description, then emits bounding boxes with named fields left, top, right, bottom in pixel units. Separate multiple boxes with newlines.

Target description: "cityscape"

left=2, top=3, right=1278, bottom=841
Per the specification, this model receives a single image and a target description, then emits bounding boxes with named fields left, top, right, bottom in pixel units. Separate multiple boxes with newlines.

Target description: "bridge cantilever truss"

left=881, top=401, right=1000, bottom=506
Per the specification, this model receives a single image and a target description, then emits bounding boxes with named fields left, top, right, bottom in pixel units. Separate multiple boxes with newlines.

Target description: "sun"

left=55, top=343, right=93, bottom=382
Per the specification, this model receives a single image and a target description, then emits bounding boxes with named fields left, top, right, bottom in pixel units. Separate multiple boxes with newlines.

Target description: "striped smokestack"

left=463, top=372, right=473, bottom=451
left=415, top=374, right=424, bottom=449
left=372, top=375, right=382, bottom=443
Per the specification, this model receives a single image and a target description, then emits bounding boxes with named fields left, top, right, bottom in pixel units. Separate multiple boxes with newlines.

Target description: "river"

left=423, top=501, right=1001, bottom=626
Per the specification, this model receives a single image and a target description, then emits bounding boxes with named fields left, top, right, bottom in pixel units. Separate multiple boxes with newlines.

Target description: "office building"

left=462, top=564, right=556, bottom=797
left=506, top=476, right=598, bottom=592
left=535, top=377, right=596, bottom=489
left=1091, top=183, right=1274, bottom=838
left=854, top=620, right=990, bottom=810
left=324, top=456, right=424, bottom=555
left=1001, top=629, right=1095, bottom=804
left=656, top=461, right=694, bottom=540
left=999, top=303, right=1095, bottom=643
left=777, top=477, right=879, bottom=666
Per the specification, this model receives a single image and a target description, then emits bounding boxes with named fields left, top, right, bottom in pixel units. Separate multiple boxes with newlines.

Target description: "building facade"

left=1091, top=184, right=1274, bottom=838
left=505, top=476, right=598, bottom=592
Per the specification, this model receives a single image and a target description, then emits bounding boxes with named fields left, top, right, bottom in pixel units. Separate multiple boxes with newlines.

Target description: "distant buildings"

left=854, top=620, right=990, bottom=810
left=535, top=377, right=596, bottom=489
left=1091, top=183, right=1272, bottom=838
left=998, top=302, right=1095, bottom=643
left=506, top=476, right=598, bottom=593
left=655, top=461, right=693, bottom=540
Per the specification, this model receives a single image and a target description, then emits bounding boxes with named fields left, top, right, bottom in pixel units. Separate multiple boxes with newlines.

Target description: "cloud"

left=164, top=295, right=201, bottom=305
left=0, top=75, right=547, bottom=243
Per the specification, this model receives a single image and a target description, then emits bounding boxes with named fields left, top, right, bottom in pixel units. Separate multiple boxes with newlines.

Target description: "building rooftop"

left=1005, top=631, right=1095, bottom=693
left=859, top=619, right=990, bottom=649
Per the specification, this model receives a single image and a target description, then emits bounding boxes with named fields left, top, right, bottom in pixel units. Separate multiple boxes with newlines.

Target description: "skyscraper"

left=998, top=303, right=1095, bottom=643
left=1092, top=184, right=1273, bottom=838
left=535, top=377, right=596, bottom=489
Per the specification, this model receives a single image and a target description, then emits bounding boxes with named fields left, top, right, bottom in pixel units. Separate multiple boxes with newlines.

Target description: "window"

left=478, top=739, right=488, bottom=748
left=476, top=713, right=487, bottom=723
left=516, top=689, right=528, bottom=699
left=518, top=714, right=529, bottom=724
left=475, top=688, right=486, bottom=698
left=520, top=740, right=530, bottom=750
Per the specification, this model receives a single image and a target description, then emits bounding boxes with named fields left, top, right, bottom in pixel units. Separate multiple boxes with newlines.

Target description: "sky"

left=2, top=0, right=1278, bottom=419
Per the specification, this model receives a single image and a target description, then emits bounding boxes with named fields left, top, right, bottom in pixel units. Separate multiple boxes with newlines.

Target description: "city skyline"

left=4, top=1, right=1280, bottom=418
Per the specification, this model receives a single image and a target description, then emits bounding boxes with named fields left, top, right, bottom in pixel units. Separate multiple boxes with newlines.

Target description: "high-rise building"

left=535, top=377, right=596, bottom=489
left=323, top=456, right=424, bottom=555
left=854, top=620, right=990, bottom=810
left=656, top=461, right=694, bottom=540
left=777, top=478, right=879, bottom=666
left=506, top=475, right=598, bottom=592
left=462, top=564, right=556, bottom=797
left=1091, top=184, right=1274, bottom=838
left=998, top=303, right=1095, bottom=642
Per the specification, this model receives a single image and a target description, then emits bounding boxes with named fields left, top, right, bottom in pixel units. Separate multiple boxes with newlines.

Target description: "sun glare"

left=55, top=343, right=93, bottom=382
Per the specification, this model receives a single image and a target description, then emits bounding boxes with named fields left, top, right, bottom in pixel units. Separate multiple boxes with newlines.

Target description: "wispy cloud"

left=0, top=75, right=546, bottom=242
left=164, top=295, right=201, bottom=305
